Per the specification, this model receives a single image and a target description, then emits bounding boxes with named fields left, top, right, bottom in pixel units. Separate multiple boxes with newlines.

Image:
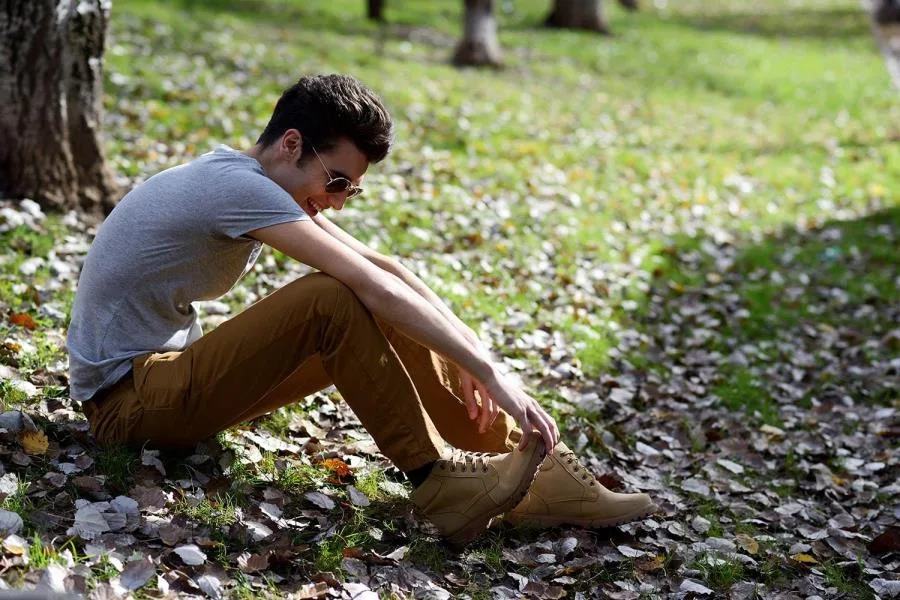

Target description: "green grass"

left=692, top=552, right=747, bottom=590
left=0, top=380, right=30, bottom=412
left=712, top=367, right=781, bottom=426
left=93, top=445, right=139, bottom=493
left=694, top=501, right=726, bottom=538
left=27, top=535, right=81, bottom=569
left=821, top=560, right=877, bottom=600
left=1, top=480, right=34, bottom=524
left=174, top=494, right=240, bottom=530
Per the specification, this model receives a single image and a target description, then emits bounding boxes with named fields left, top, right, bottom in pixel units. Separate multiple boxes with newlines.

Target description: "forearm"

left=359, top=272, right=496, bottom=384
left=380, top=257, right=483, bottom=348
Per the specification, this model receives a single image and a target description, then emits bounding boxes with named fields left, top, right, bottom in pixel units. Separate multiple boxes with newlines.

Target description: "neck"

left=244, top=144, right=272, bottom=175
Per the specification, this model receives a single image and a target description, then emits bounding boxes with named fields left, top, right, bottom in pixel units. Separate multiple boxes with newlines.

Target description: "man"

left=68, top=74, right=654, bottom=547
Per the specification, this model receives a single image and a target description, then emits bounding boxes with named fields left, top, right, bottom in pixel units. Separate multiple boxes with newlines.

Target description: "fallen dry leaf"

left=320, top=458, right=352, bottom=478
left=8, top=313, right=37, bottom=330
left=19, top=430, right=48, bottom=455
left=791, top=553, right=818, bottom=564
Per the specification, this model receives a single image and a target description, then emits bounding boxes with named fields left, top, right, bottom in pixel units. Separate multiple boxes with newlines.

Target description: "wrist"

left=475, top=360, right=502, bottom=390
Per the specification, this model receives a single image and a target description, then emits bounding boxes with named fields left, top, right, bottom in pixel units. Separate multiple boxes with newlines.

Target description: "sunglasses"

left=311, top=146, right=364, bottom=199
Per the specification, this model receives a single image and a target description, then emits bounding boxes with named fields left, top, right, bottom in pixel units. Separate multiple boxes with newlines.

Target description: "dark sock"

left=405, top=461, right=436, bottom=487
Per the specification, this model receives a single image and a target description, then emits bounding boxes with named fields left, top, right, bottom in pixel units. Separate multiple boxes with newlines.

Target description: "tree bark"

left=0, top=0, right=119, bottom=214
left=452, top=0, right=503, bottom=68
left=367, top=0, right=385, bottom=22
left=875, top=0, right=900, bottom=24
left=544, top=0, right=610, bottom=34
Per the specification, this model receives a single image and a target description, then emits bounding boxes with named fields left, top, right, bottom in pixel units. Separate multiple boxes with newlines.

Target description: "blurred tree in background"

left=0, top=0, right=119, bottom=214
left=876, top=0, right=900, bottom=23
left=369, top=0, right=634, bottom=66
left=453, top=0, right=503, bottom=67
left=544, top=0, right=609, bottom=33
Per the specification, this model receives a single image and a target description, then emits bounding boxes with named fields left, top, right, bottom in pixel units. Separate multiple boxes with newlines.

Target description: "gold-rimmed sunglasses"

left=311, top=146, right=363, bottom=198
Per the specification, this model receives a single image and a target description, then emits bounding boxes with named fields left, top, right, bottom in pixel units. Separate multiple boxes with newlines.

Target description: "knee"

left=303, top=273, right=367, bottom=316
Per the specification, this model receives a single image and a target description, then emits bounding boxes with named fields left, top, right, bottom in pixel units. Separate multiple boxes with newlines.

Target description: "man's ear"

left=281, top=129, right=303, bottom=161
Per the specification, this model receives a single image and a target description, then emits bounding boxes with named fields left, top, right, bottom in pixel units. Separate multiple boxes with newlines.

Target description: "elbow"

left=372, top=253, right=401, bottom=276
left=356, top=272, right=404, bottom=315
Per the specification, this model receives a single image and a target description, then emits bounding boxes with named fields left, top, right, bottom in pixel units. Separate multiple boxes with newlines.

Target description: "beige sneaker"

left=411, top=432, right=546, bottom=548
left=506, top=442, right=657, bottom=528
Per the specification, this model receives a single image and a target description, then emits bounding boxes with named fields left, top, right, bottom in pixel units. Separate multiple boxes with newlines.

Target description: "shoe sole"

left=507, top=502, right=659, bottom=530
left=445, top=434, right=547, bottom=550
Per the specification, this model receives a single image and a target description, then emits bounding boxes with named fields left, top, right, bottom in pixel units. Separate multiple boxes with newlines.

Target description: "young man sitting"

left=68, top=74, right=655, bottom=547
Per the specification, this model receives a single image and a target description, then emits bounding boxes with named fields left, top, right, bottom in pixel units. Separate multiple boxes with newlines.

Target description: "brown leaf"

left=237, top=551, right=269, bottom=573
left=8, top=313, right=37, bottom=330
left=637, top=554, right=666, bottom=572
left=341, top=547, right=364, bottom=559
left=158, top=522, right=188, bottom=546
left=320, top=458, right=351, bottom=478
left=736, top=534, right=759, bottom=555
left=10, top=451, right=31, bottom=466
left=293, top=582, right=328, bottom=599
left=869, top=527, right=900, bottom=554
left=131, top=485, right=167, bottom=510
left=72, top=475, right=104, bottom=492
left=596, top=473, right=624, bottom=491
left=19, top=430, right=48, bottom=455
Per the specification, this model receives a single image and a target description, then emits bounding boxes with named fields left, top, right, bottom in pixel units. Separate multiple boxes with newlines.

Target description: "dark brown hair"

left=257, top=74, right=393, bottom=163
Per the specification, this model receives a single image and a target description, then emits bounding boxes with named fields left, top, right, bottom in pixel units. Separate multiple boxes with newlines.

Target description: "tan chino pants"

left=81, top=273, right=518, bottom=472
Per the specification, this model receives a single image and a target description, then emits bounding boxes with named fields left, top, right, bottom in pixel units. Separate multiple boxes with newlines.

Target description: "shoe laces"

left=439, top=450, right=496, bottom=473
left=560, top=450, right=596, bottom=486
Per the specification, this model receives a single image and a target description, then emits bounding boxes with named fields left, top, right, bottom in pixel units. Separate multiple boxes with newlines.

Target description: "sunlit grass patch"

left=692, top=552, right=747, bottom=590
left=713, top=367, right=781, bottom=426
left=0, top=380, right=31, bottom=412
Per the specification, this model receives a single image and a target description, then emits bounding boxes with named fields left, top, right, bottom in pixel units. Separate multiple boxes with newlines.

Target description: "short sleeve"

left=212, top=171, right=309, bottom=239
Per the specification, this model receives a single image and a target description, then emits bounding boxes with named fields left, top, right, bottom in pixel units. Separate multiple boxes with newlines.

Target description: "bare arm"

left=249, top=219, right=559, bottom=451
left=311, top=213, right=482, bottom=347
left=309, top=213, right=504, bottom=433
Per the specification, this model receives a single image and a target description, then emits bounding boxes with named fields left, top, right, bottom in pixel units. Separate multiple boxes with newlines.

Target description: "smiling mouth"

left=308, top=199, right=326, bottom=215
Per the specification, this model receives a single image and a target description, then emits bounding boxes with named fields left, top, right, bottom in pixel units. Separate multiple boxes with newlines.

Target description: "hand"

left=460, top=369, right=501, bottom=434
left=483, top=370, right=560, bottom=454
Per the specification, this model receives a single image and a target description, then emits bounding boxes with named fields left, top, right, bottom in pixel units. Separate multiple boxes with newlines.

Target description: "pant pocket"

left=127, top=352, right=196, bottom=448
left=86, top=378, right=145, bottom=447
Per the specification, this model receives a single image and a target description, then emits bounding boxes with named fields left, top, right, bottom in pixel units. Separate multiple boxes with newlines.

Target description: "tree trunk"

left=544, top=0, right=610, bottom=34
left=0, top=0, right=119, bottom=214
left=452, top=0, right=503, bottom=68
left=875, top=0, right=900, bottom=24
left=367, top=0, right=385, bottom=22
left=618, top=0, right=637, bottom=11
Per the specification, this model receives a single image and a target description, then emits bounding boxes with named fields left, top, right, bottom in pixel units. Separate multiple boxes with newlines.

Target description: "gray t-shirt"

left=67, top=145, right=308, bottom=401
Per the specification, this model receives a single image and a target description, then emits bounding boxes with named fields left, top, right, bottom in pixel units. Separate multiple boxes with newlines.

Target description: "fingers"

left=516, top=416, right=533, bottom=451
left=476, top=380, right=496, bottom=433
left=461, top=375, right=478, bottom=420
left=529, top=405, right=558, bottom=453
left=477, top=393, right=492, bottom=433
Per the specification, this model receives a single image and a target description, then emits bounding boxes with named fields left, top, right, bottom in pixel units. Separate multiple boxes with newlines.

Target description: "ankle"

left=404, top=461, right=436, bottom=488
